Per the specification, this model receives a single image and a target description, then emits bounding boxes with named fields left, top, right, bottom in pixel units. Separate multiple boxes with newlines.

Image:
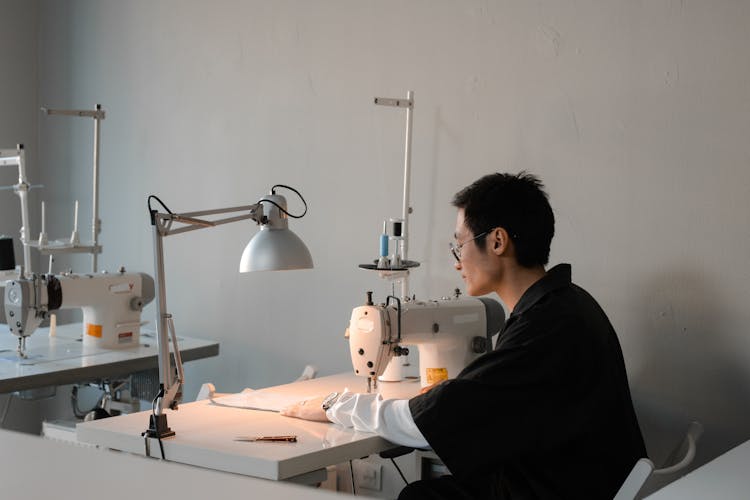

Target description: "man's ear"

left=491, top=227, right=510, bottom=256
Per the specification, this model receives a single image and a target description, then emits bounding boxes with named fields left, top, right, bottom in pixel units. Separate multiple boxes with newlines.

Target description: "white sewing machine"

left=4, top=270, right=154, bottom=356
left=347, top=292, right=505, bottom=392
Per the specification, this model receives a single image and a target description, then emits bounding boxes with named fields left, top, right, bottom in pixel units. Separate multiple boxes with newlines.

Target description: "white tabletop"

left=0, top=323, right=219, bottom=393
left=646, top=439, right=750, bottom=499
left=77, top=372, right=422, bottom=481
left=1, top=428, right=346, bottom=500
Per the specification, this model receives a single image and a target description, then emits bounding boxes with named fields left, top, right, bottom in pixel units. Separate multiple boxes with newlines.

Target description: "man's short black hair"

left=452, top=172, right=555, bottom=268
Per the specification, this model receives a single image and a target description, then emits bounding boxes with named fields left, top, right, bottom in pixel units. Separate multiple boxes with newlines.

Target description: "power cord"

left=142, top=390, right=166, bottom=460
left=152, top=391, right=166, bottom=459
left=147, top=194, right=173, bottom=215
left=0, top=394, right=13, bottom=428
left=349, top=460, right=357, bottom=495
left=267, top=184, right=308, bottom=218
left=391, top=458, right=410, bottom=485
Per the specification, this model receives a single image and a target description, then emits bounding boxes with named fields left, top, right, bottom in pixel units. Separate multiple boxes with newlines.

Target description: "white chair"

left=614, top=458, right=655, bottom=500
left=613, top=421, right=704, bottom=500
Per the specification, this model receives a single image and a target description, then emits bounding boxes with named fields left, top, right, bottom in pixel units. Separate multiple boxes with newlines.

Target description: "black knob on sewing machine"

left=472, top=336, right=488, bottom=354
left=393, top=345, right=409, bottom=356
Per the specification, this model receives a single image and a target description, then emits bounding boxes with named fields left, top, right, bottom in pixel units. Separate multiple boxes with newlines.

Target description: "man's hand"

left=418, top=381, right=446, bottom=395
left=280, top=395, right=331, bottom=422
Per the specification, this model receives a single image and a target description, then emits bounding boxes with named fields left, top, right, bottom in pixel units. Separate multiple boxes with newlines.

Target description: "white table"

left=1, top=428, right=346, bottom=500
left=0, top=322, right=219, bottom=393
left=646, top=439, right=750, bottom=499
left=77, top=373, right=422, bottom=482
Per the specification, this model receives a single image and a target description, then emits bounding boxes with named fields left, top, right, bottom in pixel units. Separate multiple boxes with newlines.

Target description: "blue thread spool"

left=379, top=221, right=389, bottom=258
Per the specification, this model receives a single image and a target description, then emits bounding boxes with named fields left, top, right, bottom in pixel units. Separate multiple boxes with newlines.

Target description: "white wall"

left=0, top=0, right=38, bottom=268
left=0, top=0, right=42, bottom=433
left=26, top=0, right=750, bottom=477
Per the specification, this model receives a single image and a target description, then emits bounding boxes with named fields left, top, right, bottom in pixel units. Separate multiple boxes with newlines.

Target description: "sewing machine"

left=347, top=292, right=505, bottom=391
left=4, top=270, right=155, bottom=356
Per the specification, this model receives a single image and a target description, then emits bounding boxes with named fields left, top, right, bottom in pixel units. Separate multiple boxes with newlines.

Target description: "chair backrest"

left=652, top=421, right=703, bottom=476
left=613, top=458, right=654, bottom=500
left=613, top=421, right=704, bottom=500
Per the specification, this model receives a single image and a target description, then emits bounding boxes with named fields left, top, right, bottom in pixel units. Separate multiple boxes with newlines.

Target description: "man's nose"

left=454, top=260, right=462, bottom=271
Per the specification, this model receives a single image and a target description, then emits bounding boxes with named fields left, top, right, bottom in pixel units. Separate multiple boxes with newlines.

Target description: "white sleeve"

left=326, top=390, right=429, bottom=449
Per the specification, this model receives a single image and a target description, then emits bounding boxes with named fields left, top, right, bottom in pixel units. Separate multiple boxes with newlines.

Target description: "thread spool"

left=49, top=314, right=57, bottom=337
left=389, top=218, right=404, bottom=268
left=377, top=221, right=390, bottom=269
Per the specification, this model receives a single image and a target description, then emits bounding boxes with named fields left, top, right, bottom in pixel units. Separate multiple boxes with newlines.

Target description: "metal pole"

left=401, top=91, right=414, bottom=299
left=151, top=221, right=172, bottom=415
left=16, top=145, right=32, bottom=277
left=91, top=104, right=101, bottom=273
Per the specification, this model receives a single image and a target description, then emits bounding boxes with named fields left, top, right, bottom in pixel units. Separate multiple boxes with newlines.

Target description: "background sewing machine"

left=0, top=114, right=218, bottom=436
left=4, top=270, right=154, bottom=357
left=347, top=292, right=505, bottom=391
left=0, top=269, right=217, bottom=433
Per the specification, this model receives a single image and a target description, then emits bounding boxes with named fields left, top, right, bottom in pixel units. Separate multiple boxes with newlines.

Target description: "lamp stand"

left=145, top=186, right=312, bottom=441
left=147, top=202, right=265, bottom=439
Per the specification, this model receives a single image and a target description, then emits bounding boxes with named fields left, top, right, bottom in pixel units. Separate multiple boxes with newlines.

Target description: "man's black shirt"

left=408, top=264, right=646, bottom=499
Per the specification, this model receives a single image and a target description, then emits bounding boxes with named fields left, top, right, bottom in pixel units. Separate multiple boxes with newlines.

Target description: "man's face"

left=453, top=209, right=499, bottom=297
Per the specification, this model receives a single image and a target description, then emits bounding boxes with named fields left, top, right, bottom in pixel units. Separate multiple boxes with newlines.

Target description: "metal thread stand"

left=367, top=91, right=417, bottom=383
left=0, top=106, right=106, bottom=277
left=371, top=91, right=416, bottom=300
left=39, top=105, right=106, bottom=273
left=0, top=145, right=33, bottom=277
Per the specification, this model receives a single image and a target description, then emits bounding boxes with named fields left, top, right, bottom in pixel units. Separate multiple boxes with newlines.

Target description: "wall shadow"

left=628, top=266, right=750, bottom=493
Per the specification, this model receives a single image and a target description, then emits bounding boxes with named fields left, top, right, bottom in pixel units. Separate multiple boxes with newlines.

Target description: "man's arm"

left=281, top=390, right=429, bottom=449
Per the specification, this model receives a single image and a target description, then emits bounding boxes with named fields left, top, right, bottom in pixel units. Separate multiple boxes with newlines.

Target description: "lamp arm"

left=144, top=190, right=311, bottom=438
left=151, top=203, right=264, bottom=237
left=158, top=315, right=183, bottom=413
left=172, top=203, right=263, bottom=220
left=151, top=221, right=177, bottom=415
left=149, top=202, right=263, bottom=417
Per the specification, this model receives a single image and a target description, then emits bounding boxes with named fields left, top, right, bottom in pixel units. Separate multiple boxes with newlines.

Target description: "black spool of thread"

left=0, top=238, right=16, bottom=271
left=392, top=220, right=403, bottom=237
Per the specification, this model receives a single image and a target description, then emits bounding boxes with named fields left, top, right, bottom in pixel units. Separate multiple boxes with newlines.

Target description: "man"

left=282, top=172, right=646, bottom=499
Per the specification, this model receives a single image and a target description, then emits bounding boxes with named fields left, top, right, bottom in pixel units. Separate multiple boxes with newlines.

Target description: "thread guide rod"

left=373, top=91, right=415, bottom=299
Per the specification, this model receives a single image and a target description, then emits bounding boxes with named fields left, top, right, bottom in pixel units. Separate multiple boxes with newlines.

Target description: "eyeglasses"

left=450, top=231, right=489, bottom=262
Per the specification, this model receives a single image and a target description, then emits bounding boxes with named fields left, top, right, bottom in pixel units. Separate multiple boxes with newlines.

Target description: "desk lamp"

left=145, top=184, right=313, bottom=440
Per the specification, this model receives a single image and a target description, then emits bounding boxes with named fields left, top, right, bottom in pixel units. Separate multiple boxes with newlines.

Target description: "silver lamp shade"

left=239, top=193, right=313, bottom=272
